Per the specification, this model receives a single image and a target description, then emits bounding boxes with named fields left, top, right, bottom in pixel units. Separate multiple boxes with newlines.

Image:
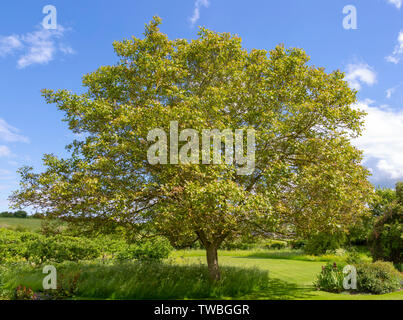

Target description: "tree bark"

left=206, top=244, right=220, bottom=281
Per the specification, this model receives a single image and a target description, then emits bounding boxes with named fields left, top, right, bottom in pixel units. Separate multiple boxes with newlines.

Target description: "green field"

left=0, top=217, right=42, bottom=232
left=172, top=250, right=403, bottom=300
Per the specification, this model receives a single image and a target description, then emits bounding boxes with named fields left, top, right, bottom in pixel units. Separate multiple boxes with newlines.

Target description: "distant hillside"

left=0, top=217, right=41, bottom=232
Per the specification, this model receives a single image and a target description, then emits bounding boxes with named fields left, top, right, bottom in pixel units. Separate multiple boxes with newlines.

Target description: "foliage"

left=0, top=228, right=171, bottom=264
left=0, top=210, right=28, bottom=218
left=26, top=235, right=101, bottom=264
left=10, top=17, right=373, bottom=280
left=262, top=240, right=288, bottom=250
left=39, top=218, right=65, bottom=236
left=289, top=239, right=306, bottom=250
left=345, top=247, right=365, bottom=265
left=369, top=182, right=403, bottom=266
left=371, top=187, right=397, bottom=217
left=116, top=237, right=173, bottom=261
left=314, top=260, right=402, bottom=295
left=304, top=232, right=347, bottom=255
left=220, top=234, right=259, bottom=250
left=355, top=261, right=402, bottom=294
left=347, top=187, right=397, bottom=245
left=0, top=229, right=30, bottom=263
left=0, top=229, right=100, bottom=264
left=314, top=262, right=345, bottom=293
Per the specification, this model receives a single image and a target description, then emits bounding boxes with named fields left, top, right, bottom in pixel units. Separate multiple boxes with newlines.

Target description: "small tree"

left=348, top=186, right=396, bottom=245
left=11, top=17, right=373, bottom=280
left=369, top=182, right=403, bottom=267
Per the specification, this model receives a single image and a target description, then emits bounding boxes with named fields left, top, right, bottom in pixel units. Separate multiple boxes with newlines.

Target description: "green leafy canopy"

left=11, top=16, right=373, bottom=252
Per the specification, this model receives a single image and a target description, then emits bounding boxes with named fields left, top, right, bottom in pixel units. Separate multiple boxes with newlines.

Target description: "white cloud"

left=59, top=43, right=75, bottom=55
left=190, top=0, right=210, bottom=27
left=386, top=88, right=394, bottom=99
left=17, top=25, right=70, bottom=68
left=387, top=0, right=402, bottom=9
left=0, top=35, right=23, bottom=57
left=386, top=81, right=403, bottom=99
left=0, top=146, right=12, bottom=158
left=0, top=24, right=74, bottom=68
left=352, top=100, right=403, bottom=185
left=344, top=63, right=377, bottom=90
left=385, top=31, right=403, bottom=64
left=0, top=118, right=29, bottom=143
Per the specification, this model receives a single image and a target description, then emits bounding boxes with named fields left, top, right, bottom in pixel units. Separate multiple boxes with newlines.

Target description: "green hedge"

left=304, top=232, right=346, bottom=255
left=116, top=238, right=173, bottom=262
left=0, top=229, right=172, bottom=264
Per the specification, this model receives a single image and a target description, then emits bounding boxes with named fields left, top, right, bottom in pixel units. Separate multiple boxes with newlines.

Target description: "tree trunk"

left=206, top=244, right=220, bottom=281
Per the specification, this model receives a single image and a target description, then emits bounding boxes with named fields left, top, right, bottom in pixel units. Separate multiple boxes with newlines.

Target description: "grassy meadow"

left=0, top=217, right=41, bottom=232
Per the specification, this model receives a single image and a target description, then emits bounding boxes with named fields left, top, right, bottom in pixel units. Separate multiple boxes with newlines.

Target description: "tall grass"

left=1, top=261, right=269, bottom=300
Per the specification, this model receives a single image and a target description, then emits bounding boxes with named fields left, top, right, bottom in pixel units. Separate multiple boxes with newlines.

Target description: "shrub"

left=116, top=237, right=172, bottom=262
left=39, top=218, right=65, bottom=236
left=314, top=261, right=402, bottom=294
left=290, top=239, right=306, bottom=250
left=345, top=247, right=365, bottom=265
left=0, top=229, right=102, bottom=264
left=355, top=261, right=402, bottom=294
left=92, top=237, right=128, bottom=258
left=220, top=236, right=258, bottom=250
left=0, top=228, right=171, bottom=264
left=0, top=229, right=28, bottom=262
left=27, top=235, right=101, bottom=263
left=314, top=262, right=345, bottom=293
left=263, top=240, right=287, bottom=250
left=368, top=190, right=403, bottom=267
left=304, top=232, right=346, bottom=255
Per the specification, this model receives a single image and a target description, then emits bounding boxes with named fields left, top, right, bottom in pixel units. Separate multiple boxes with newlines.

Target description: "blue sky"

left=1, top=0, right=403, bottom=211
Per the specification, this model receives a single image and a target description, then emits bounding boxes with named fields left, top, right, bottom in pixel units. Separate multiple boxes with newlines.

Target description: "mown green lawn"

left=172, top=250, right=403, bottom=300
left=0, top=217, right=41, bottom=232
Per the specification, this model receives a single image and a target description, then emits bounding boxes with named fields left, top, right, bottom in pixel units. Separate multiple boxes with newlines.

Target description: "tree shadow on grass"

left=241, top=277, right=316, bottom=300
left=230, top=255, right=319, bottom=299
